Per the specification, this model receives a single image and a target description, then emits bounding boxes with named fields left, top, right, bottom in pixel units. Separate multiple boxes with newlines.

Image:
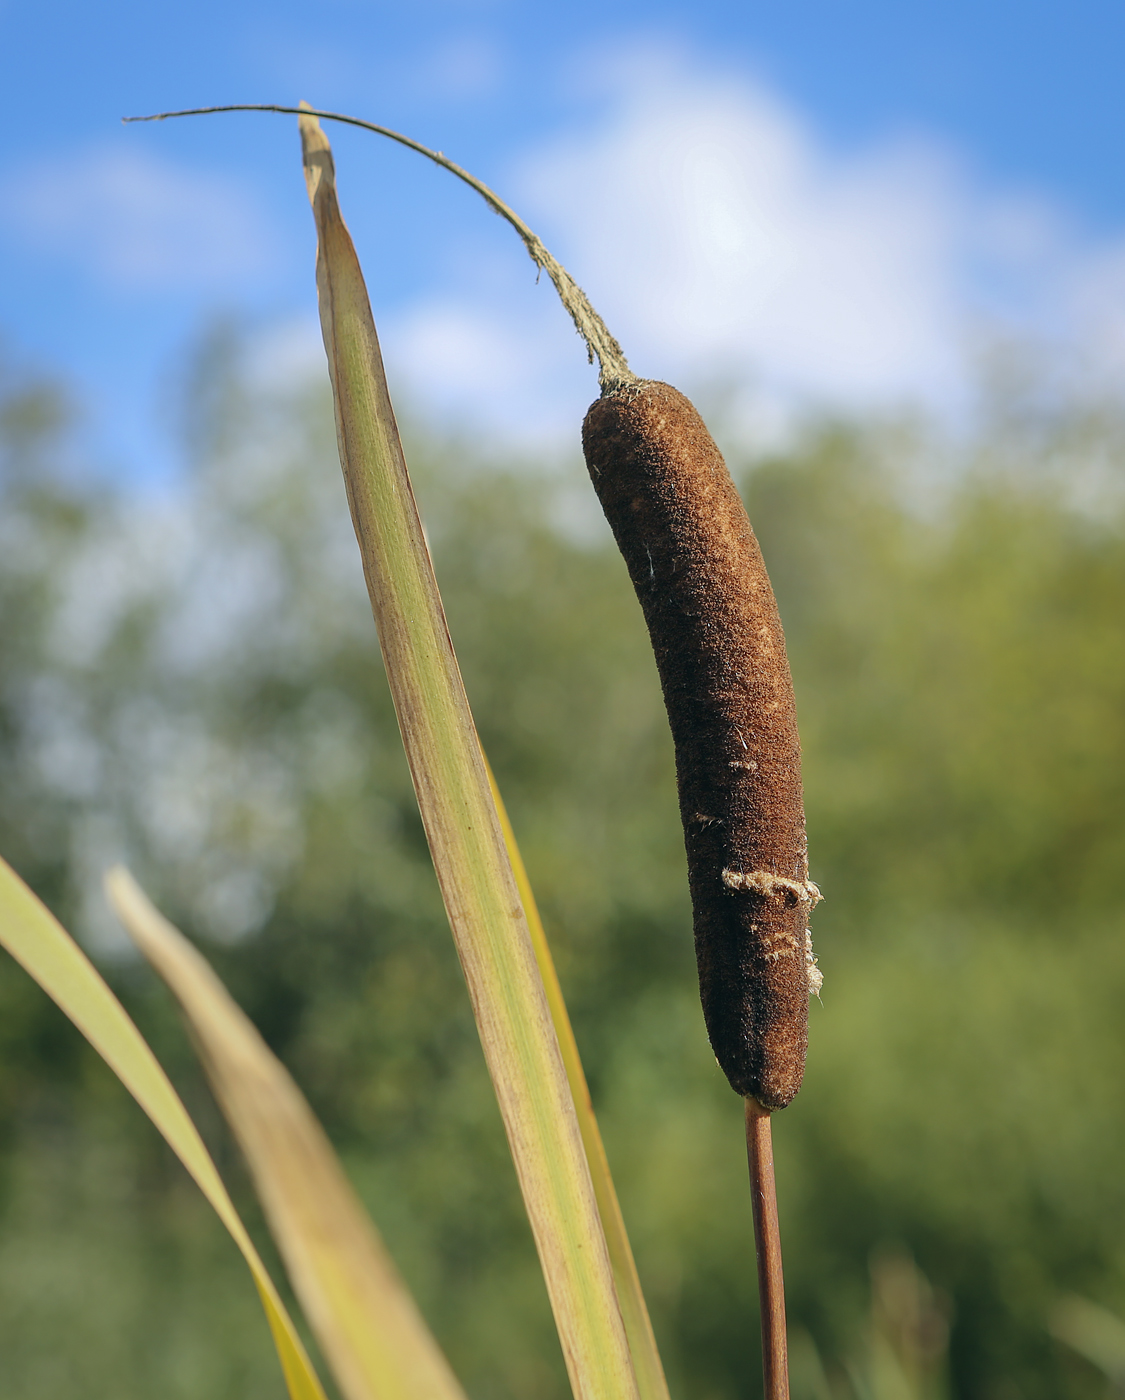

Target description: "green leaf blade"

left=300, top=111, right=641, bottom=1400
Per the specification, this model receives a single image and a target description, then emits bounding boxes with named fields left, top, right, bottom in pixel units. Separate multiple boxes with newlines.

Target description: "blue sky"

left=4, top=1, right=1125, bottom=479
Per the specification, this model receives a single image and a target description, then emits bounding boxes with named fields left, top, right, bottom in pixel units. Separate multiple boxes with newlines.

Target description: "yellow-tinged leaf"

left=0, top=855, right=327, bottom=1400
left=105, top=865, right=467, bottom=1400
left=486, top=767, right=670, bottom=1400
left=299, top=108, right=640, bottom=1400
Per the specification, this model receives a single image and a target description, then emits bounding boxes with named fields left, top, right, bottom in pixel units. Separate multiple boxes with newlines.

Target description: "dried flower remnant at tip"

left=582, top=380, right=821, bottom=1110
left=123, top=103, right=633, bottom=390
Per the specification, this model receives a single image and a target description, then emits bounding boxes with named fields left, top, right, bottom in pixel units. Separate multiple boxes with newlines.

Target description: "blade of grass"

left=486, top=763, right=670, bottom=1400
left=0, top=855, right=328, bottom=1400
left=299, top=108, right=640, bottom=1400
left=105, top=865, right=467, bottom=1400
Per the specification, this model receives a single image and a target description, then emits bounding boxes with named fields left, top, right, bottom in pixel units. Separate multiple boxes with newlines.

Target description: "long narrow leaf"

left=105, top=865, right=467, bottom=1400
left=0, top=855, right=327, bottom=1400
left=486, top=767, right=670, bottom=1400
left=299, top=109, right=639, bottom=1400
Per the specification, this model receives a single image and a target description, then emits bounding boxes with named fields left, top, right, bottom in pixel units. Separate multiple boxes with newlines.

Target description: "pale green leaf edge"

left=487, top=766, right=670, bottom=1400
left=0, top=855, right=328, bottom=1400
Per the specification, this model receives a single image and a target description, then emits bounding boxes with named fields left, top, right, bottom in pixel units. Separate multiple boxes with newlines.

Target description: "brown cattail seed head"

left=582, top=380, right=814, bottom=1108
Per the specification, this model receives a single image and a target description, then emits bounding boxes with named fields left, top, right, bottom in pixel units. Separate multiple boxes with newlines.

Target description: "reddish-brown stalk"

left=746, top=1099, right=790, bottom=1400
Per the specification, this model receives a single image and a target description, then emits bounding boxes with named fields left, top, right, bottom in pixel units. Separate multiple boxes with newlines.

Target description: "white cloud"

left=524, top=64, right=966, bottom=405
left=384, top=45, right=1125, bottom=445
left=4, top=145, right=278, bottom=292
left=386, top=295, right=593, bottom=444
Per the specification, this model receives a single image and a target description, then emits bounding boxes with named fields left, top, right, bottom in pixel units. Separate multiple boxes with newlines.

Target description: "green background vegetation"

left=1, top=337, right=1123, bottom=1400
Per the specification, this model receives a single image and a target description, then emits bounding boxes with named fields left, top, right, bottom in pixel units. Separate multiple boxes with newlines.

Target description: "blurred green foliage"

left=1, top=337, right=1124, bottom=1400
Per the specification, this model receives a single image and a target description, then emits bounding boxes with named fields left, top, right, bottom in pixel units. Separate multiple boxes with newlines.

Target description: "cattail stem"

left=745, top=1098, right=790, bottom=1400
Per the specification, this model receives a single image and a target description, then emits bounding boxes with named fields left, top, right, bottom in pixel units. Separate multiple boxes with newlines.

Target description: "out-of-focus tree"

left=0, top=334, right=1124, bottom=1400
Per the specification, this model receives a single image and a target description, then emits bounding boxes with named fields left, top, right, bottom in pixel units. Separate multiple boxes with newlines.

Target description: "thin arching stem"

left=123, top=103, right=634, bottom=390
left=745, top=1098, right=790, bottom=1400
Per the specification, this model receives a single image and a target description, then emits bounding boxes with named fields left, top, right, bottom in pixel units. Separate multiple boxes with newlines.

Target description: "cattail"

left=122, top=105, right=822, bottom=1108
left=583, top=380, right=819, bottom=1110
left=124, top=100, right=818, bottom=1398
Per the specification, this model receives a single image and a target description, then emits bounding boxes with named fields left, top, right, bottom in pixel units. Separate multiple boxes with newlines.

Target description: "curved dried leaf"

left=0, top=855, right=327, bottom=1400
left=106, top=866, right=466, bottom=1400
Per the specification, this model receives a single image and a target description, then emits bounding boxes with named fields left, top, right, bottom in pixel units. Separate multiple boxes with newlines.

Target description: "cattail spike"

left=583, top=380, right=813, bottom=1107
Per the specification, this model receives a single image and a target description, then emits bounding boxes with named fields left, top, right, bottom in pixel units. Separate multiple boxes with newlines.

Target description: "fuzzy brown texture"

left=582, top=381, right=812, bottom=1108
